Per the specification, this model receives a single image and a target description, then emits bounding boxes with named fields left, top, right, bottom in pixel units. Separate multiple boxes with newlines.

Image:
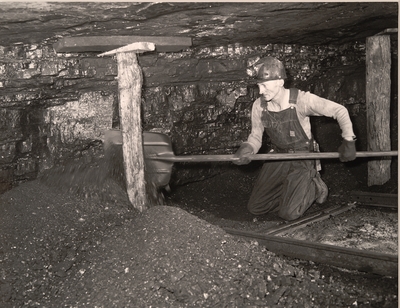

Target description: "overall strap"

left=289, top=88, right=299, bottom=104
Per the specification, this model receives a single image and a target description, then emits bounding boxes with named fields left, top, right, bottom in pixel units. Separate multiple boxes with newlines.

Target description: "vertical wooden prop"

left=116, top=52, right=147, bottom=211
left=366, top=35, right=392, bottom=186
left=98, top=42, right=155, bottom=211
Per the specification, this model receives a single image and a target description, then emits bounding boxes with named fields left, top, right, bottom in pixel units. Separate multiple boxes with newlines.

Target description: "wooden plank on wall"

left=53, top=36, right=192, bottom=53
left=366, top=35, right=392, bottom=186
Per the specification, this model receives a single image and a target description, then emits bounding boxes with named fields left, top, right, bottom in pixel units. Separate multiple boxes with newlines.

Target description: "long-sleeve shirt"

left=245, top=89, right=356, bottom=153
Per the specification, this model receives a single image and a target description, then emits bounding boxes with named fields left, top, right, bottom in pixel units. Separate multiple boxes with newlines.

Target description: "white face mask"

left=257, top=80, right=283, bottom=102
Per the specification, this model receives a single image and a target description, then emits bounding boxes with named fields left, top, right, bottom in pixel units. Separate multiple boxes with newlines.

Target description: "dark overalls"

left=247, top=88, right=319, bottom=221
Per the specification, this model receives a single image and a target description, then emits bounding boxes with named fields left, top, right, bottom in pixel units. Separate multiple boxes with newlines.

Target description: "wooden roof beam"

left=53, top=35, right=192, bottom=53
left=374, top=28, right=398, bottom=36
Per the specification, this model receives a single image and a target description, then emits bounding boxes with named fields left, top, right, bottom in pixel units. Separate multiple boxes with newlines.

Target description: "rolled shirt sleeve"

left=297, top=91, right=356, bottom=140
left=245, top=98, right=264, bottom=154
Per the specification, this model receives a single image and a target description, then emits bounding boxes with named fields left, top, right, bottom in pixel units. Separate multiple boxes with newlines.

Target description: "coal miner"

left=233, top=56, right=356, bottom=221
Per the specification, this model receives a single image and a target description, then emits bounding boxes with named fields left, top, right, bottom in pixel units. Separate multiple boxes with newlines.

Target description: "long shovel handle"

left=147, top=151, right=398, bottom=163
left=104, top=130, right=397, bottom=188
left=105, top=130, right=397, bottom=162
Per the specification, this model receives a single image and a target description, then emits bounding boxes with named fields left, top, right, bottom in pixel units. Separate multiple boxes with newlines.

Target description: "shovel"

left=104, top=129, right=398, bottom=188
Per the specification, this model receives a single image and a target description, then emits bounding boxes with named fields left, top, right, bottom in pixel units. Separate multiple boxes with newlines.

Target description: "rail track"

left=224, top=192, right=398, bottom=277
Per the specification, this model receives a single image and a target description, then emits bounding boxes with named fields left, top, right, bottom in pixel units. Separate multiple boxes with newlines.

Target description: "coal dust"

left=39, top=144, right=165, bottom=209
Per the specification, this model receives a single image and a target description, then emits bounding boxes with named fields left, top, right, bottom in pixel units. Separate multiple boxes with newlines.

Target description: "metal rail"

left=260, top=204, right=356, bottom=236
left=230, top=196, right=397, bottom=276
left=224, top=227, right=398, bottom=277
left=350, top=191, right=398, bottom=208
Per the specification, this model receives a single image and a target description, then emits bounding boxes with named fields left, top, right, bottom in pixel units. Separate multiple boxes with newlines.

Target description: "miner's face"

left=257, top=79, right=284, bottom=102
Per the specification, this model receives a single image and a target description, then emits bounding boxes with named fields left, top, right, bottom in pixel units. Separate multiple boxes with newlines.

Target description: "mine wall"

left=0, top=40, right=398, bottom=193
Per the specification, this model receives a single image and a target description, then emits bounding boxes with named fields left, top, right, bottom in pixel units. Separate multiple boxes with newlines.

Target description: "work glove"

left=233, top=143, right=254, bottom=165
left=338, top=139, right=356, bottom=162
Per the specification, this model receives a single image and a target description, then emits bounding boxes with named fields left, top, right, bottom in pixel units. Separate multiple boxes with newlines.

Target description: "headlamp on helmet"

left=254, top=57, right=287, bottom=82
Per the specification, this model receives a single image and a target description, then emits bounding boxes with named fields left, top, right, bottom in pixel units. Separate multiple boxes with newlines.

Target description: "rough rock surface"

left=0, top=2, right=397, bottom=47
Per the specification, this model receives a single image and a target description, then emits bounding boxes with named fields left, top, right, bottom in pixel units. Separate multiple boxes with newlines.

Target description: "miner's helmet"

left=254, top=56, right=287, bottom=82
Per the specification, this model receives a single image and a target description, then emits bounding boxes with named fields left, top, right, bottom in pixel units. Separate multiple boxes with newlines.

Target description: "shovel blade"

left=103, top=129, right=174, bottom=188
left=143, top=131, right=174, bottom=188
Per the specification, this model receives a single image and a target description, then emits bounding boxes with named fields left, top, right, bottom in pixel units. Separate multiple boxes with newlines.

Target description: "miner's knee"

left=247, top=202, right=262, bottom=216
left=278, top=208, right=301, bottom=221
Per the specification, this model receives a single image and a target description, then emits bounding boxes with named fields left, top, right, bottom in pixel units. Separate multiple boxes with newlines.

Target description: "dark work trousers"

left=247, top=159, right=318, bottom=221
left=250, top=89, right=321, bottom=220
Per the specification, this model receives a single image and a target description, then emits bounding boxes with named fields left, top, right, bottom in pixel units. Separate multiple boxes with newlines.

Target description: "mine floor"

left=0, top=160, right=398, bottom=307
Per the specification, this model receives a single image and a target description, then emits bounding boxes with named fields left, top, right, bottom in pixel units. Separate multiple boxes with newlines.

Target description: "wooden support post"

left=117, top=52, right=146, bottom=211
left=55, top=36, right=190, bottom=210
left=99, top=42, right=155, bottom=211
left=366, top=35, right=392, bottom=186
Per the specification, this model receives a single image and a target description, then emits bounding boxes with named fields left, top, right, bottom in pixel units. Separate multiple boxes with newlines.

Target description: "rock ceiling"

left=0, top=2, right=398, bottom=49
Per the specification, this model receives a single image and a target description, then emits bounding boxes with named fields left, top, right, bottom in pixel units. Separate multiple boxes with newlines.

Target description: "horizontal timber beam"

left=97, top=42, right=155, bottom=56
left=53, top=36, right=192, bottom=53
left=374, top=28, right=398, bottom=36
